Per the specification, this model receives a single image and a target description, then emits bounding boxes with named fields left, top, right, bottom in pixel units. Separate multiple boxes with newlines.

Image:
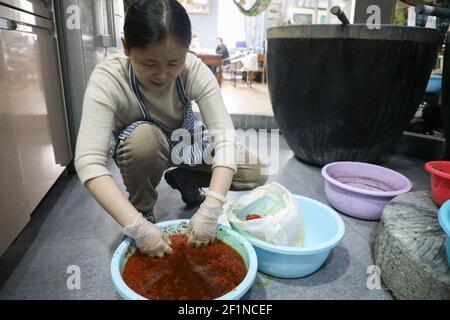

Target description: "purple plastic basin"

left=322, top=162, right=413, bottom=220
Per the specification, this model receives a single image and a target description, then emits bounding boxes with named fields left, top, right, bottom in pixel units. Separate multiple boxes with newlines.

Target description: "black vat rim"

left=267, top=24, right=444, bottom=43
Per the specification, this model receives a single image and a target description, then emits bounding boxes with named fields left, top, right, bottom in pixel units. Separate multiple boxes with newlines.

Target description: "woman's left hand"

left=187, top=202, right=223, bottom=247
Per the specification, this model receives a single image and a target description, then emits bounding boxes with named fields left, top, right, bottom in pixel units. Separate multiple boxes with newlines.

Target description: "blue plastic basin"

left=233, top=195, right=345, bottom=279
left=426, top=74, right=442, bottom=94
left=111, top=220, right=258, bottom=300
left=438, top=200, right=450, bottom=266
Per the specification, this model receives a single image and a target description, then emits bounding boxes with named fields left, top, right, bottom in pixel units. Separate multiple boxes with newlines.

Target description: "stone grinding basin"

left=111, top=220, right=258, bottom=300
left=267, top=24, right=444, bottom=166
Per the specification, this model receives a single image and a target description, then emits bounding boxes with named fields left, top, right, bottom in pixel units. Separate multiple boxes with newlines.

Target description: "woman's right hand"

left=123, top=213, right=173, bottom=258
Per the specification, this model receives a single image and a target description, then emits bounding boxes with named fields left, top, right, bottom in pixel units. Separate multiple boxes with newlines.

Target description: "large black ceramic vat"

left=267, top=25, right=444, bottom=165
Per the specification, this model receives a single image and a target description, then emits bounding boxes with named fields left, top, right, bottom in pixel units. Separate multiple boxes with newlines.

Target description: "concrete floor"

left=193, top=81, right=273, bottom=116
left=0, top=135, right=430, bottom=300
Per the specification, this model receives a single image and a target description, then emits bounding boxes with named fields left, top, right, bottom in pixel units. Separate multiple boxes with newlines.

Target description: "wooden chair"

left=221, top=57, right=232, bottom=80
left=258, top=54, right=267, bottom=84
left=230, top=59, right=246, bottom=87
left=230, top=53, right=259, bottom=88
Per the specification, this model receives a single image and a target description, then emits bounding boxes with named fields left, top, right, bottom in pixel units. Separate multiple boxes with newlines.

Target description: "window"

left=178, top=0, right=211, bottom=15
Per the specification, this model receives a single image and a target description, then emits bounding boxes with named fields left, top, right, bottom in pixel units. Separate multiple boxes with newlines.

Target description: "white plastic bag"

left=224, top=182, right=305, bottom=247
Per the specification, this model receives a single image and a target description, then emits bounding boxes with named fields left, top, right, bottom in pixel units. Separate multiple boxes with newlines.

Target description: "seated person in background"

left=216, top=38, right=230, bottom=67
left=209, top=37, right=230, bottom=75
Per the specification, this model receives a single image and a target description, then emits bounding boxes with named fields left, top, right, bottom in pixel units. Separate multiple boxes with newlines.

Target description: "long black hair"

left=124, top=0, right=192, bottom=50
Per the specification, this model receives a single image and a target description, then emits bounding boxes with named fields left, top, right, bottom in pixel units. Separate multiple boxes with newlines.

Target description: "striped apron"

left=110, top=63, right=215, bottom=166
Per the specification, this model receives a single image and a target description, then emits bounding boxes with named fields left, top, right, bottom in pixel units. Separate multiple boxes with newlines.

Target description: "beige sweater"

left=75, top=53, right=237, bottom=185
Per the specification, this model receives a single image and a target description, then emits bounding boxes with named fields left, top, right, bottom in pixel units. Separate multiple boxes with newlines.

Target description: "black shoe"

left=142, top=210, right=156, bottom=223
left=164, top=168, right=205, bottom=208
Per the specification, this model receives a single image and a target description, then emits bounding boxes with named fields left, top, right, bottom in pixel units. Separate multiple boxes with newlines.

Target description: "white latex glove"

left=187, top=202, right=222, bottom=248
left=123, top=213, right=173, bottom=258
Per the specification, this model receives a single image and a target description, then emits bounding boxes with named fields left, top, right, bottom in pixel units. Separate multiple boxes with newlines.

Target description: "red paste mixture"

left=246, top=214, right=263, bottom=221
left=123, top=235, right=247, bottom=300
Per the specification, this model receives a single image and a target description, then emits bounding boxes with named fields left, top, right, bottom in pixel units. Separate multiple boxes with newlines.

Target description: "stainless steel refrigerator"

left=0, top=0, right=72, bottom=255
left=0, top=0, right=124, bottom=256
left=54, top=0, right=125, bottom=152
